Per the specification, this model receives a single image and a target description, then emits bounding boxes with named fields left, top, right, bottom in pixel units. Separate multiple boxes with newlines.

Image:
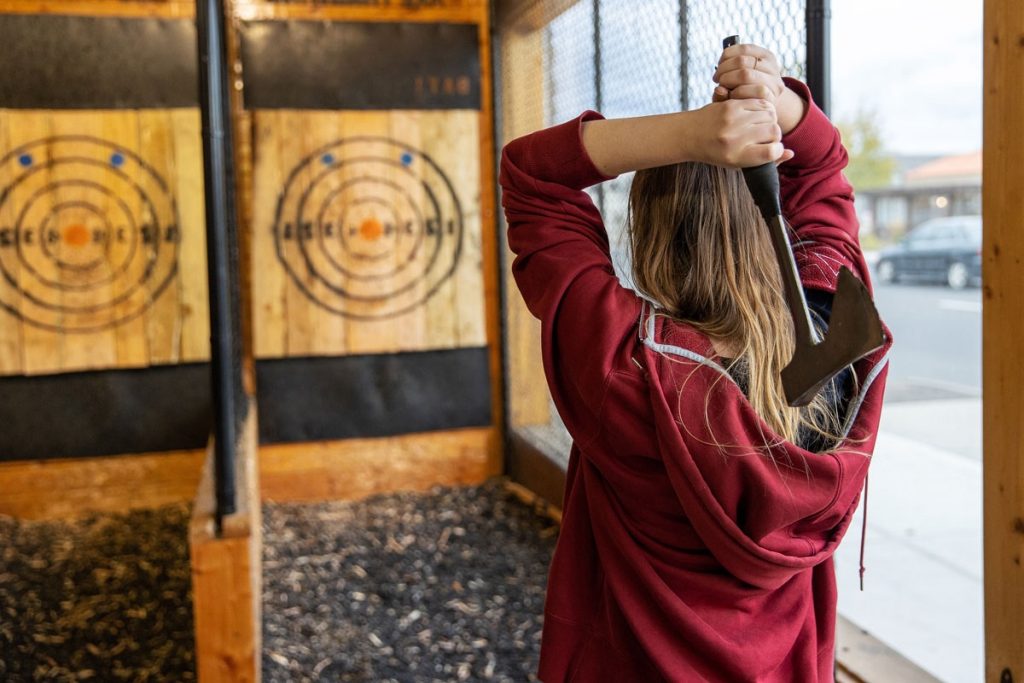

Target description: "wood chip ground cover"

left=0, top=477, right=560, bottom=681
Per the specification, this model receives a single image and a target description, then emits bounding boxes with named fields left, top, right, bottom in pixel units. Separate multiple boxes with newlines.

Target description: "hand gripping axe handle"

left=722, top=35, right=886, bottom=407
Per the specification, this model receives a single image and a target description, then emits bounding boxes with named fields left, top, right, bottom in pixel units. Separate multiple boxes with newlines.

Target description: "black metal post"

left=196, top=0, right=244, bottom=526
left=805, top=0, right=831, bottom=116
left=592, top=0, right=604, bottom=212
left=678, top=0, right=688, bottom=111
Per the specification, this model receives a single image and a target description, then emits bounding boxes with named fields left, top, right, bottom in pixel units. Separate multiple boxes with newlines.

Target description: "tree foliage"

left=837, top=109, right=897, bottom=191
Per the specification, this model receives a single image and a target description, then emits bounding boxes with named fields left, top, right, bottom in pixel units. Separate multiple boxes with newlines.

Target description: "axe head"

left=781, top=266, right=886, bottom=407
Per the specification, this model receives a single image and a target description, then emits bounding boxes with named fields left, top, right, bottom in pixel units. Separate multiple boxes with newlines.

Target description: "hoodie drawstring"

left=858, top=471, right=869, bottom=591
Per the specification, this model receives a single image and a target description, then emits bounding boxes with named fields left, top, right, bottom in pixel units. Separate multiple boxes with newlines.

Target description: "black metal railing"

left=196, top=0, right=246, bottom=529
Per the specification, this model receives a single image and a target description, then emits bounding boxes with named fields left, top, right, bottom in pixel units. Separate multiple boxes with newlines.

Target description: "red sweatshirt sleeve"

left=779, top=77, right=872, bottom=295
left=499, top=112, right=643, bottom=444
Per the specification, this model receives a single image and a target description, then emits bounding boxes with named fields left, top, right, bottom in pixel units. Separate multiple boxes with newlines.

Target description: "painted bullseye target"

left=273, top=137, right=463, bottom=320
left=0, top=136, right=179, bottom=332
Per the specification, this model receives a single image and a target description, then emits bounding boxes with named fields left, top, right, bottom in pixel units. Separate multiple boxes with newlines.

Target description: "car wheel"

left=947, top=261, right=970, bottom=290
left=877, top=260, right=896, bottom=284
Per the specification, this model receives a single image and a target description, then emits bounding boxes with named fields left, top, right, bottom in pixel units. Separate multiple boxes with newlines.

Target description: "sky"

left=831, top=0, right=983, bottom=156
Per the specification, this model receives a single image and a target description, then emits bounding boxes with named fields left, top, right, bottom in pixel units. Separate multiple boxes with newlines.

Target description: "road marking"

left=939, top=299, right=982, bottom=313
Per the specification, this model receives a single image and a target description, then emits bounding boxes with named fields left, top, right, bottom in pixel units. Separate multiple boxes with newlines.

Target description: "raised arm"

left=500, top=100, right=788, bottom=442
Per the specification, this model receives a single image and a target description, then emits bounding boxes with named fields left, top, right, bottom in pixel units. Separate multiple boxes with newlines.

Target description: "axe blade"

left=781, top=266, right=887, bottom=407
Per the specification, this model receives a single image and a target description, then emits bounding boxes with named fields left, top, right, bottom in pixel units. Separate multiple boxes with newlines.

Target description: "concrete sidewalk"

left=834, top=400, right=983, bottom=683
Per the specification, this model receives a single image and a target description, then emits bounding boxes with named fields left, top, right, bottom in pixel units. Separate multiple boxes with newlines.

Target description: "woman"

left=499, top=42, right=892, bottom=682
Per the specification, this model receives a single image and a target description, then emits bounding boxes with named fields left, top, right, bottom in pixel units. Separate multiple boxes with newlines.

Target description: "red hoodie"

left=499, top=78, right=893, bottom=683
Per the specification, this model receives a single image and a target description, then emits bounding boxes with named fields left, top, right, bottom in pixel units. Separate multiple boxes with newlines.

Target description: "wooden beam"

left=0, top=0, right=195, bottom=18
left=983, top=0, right=1024, bottom=679
left=189, top=403, right=262, bottom=683
left=498, top=21, right=552, bottom=428
left=259, top=426, right=497, bottom=504
left=495, top=0, right=578, bottom=33
left=0, top=449, right=205, bottom=520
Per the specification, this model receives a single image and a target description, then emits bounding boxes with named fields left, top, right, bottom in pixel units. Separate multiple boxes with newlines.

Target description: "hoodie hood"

left=639, top=305, right=892, bottom=591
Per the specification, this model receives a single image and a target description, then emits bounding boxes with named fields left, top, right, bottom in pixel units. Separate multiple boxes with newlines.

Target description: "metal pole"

left=678, top=0, right=688, bottom=111
left=806, top=0, right=831, bottom=116
left=592, top=0, right=605, bottom=212
left=196, top=0, right=242, bottom=526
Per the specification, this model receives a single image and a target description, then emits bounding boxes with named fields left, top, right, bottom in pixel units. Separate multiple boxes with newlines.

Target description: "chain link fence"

left=498, top=0, right=813, bottom=452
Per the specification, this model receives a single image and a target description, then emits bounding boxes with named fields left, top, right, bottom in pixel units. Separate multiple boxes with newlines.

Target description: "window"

left=831, top=2, right=984, bottom=680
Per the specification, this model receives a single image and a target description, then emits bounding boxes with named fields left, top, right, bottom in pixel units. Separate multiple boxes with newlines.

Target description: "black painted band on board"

left=0, top=363, right=212, bottom=461
left=0, top=15, right=198, bottom=109
left=239, top=20, right=481, bottom=110
left=255, top=347, right=492, bottom=444
left=0, top=347, right=492, bottom=461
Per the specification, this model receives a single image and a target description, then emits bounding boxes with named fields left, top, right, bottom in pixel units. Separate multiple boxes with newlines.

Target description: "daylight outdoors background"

left=831, top=2, right=983, bottom=682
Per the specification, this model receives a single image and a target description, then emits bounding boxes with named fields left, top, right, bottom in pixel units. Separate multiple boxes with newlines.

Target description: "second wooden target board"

left=252, top=110, right=485, bottom=358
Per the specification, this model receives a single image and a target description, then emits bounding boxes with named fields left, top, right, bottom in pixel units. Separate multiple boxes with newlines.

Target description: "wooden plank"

left=0, top=0, right=195, bottom=19
left=190, top=534, right=259, bottom=683
left=249, top=109, right=286, bottom=359
left=104, top=110, right=151, bottom=369
left=495, top=0, right=578, bottom=32
left=499, top=26, right=551, bottom=427
left=387, top=109, right=429, bottom=351
left=171, top=108, right=211, bottom=363
left=423, top=109, right=486, bottom=349
left=304, top=110, right=346, bottom=357
left=189, top=406, right=261, bottom=683
left=231, top=0, right=484, bottom=24
left=0, top=448, right=205, bottom=519
left=417, top=110, right=461, bottom=351
left=983, top=0, right=1024, bottom=679
left=8, top=113, right=63, bottom=374
left=137, top=109, right=181, bottom=364
left=476, top=15, right=506, bottom=469
left=333, top=110, right=398, bottom=355
left=49, top=112, right=119, bottom=371
left=259, top=426, right=496, bottom=504
left=0, top=110, right=24, bottom=373
left=276, top=109, right=317, bottom=357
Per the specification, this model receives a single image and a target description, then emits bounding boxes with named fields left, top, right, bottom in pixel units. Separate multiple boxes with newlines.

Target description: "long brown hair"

left=627, top=161, right=846, bottom=450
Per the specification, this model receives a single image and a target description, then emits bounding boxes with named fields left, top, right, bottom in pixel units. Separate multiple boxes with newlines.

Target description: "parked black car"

left=874, top=215, right=981, bottom=289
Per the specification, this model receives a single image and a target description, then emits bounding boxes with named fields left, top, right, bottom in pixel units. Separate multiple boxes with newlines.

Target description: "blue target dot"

left=321, top=153, right=335, bottom=166
left=17, top=154, right=32, bottom=167
left=400, top=152, right=414, bottom=167
left=110, top=152, right=125, bottom=167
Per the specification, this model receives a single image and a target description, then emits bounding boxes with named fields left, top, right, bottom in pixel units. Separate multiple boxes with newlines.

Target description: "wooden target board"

left=0, top=112, right=209, bottom=375
left=244, top=19, right=487, bottom=359
left=252, top=110, right=484, bottom=357
left=0, top=13, right=209, bottom=377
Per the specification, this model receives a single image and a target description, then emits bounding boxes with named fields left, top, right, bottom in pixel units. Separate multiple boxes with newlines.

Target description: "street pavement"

left=835, top=266, right=983, bottom=683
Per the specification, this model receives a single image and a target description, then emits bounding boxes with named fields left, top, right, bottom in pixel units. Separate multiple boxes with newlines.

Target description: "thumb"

left=775, top=148, right=795, bottom=166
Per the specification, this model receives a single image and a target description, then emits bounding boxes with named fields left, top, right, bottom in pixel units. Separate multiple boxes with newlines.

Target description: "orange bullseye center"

left=359, top=217, right=383, bottom=241
left=63, top=224, right=90, bottom=247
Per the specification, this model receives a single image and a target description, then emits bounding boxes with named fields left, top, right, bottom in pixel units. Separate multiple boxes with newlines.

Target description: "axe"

left=722, top=35, right=886, bottom=407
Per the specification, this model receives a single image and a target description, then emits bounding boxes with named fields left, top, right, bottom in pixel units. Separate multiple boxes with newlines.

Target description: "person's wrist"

left=674, top=108, right=706, bottom=164
left=777, top=86, right=808, bottom=135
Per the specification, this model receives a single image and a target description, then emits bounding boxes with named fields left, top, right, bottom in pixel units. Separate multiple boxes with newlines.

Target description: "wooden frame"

left=189, top=404, right=262, bottom=683
left=983, top=0, right=1024, bottom=678
left=231, top=0, right=505, bottom=497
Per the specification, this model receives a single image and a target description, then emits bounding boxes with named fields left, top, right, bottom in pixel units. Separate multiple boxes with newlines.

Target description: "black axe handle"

left=722, top=34, right=820, bottom=347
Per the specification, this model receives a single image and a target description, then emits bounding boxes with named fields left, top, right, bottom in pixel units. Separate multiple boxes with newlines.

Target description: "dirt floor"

left=0, top=477, right=559, bottom=682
